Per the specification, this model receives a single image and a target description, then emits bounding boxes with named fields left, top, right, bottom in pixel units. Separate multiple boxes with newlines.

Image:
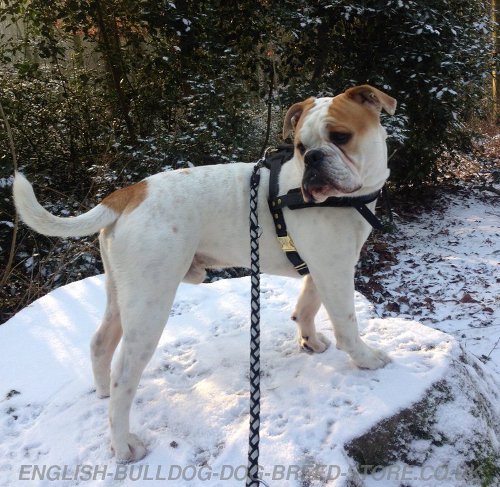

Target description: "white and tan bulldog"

left=13, top=84, right=396, bottom=463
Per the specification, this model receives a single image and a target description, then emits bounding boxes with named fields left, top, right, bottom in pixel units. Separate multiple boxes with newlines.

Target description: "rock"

left=344, top=348, right=500, bottom=486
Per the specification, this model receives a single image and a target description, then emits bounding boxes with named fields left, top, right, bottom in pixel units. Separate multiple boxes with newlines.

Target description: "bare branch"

left=0, top=100, right=19, bottom=286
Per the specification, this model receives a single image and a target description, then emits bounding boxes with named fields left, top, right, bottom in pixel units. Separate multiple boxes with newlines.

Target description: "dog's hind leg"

left=91, top=234, right=123, bottom=398
left=108, top=278, right=178, bottom=463
left=292, top=275, right=330, bottom=353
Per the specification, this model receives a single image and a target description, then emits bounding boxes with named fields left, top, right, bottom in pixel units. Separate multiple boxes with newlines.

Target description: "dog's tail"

left=13, top=172, right=120, bottom=237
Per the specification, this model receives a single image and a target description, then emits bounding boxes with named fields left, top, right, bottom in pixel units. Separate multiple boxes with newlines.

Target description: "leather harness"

left=262, top=144, right=384, bottom=276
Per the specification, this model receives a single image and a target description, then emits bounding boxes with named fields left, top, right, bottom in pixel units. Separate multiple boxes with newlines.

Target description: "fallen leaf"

left=460, top=293, right=479, bottom=304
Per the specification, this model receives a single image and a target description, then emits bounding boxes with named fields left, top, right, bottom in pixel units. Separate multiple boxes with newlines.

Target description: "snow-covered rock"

left=346, top=348, right=499, bottom=487
left=0, top=275, right=498, bottom=486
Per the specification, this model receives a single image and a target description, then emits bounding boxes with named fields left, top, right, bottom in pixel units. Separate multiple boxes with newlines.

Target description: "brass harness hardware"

left=277, top=235, right=297, bottom=253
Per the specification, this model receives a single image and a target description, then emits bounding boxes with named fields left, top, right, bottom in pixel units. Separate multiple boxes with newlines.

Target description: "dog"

left=13, top=84, right=396, bottom=463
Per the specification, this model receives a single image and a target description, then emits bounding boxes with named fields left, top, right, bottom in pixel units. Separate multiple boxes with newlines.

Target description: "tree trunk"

left=0, top=101, right=19, bottom=287
left=93, top=0, right=136, bottom=140
left=493, top=0, right=499, bottom=123
left=260, top=69, right=275, bottom=156
left=311, top=5, right=330, bottom=82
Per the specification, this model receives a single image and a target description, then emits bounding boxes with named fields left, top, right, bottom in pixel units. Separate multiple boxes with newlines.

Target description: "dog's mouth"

left=301, top=182, right=329, bottom=203
left=301, top=181, right=361, bottom=203
left=301, top=165, right=362, bottom=203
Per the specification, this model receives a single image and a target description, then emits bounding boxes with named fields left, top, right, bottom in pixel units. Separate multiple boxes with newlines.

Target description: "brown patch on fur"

left=172, top=225, right=178, bottom=233
left=344, top=85, right=397, bottom=115
left=178, top=168, right=191, bottom=174
left=102, top=180, right=148, bottom=214
left=327, top=94, right=380, bottom=136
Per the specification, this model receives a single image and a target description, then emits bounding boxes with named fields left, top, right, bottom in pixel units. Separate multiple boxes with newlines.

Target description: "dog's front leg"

left=309, top=265, right=390, bottom=370
left=292, top=275, right=330, bottom=353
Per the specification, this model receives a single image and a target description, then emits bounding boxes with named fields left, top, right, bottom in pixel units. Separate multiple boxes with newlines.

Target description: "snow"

left=1, top=188, right=498, bottom=486
left=372, top=190, right=500, bottom=375
left=0, top=176, right=13, bottom=188
left=0, top=273, right=471, bottom=486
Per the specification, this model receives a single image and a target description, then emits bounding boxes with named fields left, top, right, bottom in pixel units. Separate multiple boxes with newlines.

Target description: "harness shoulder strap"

left=266, top=149, right=310, bottom=275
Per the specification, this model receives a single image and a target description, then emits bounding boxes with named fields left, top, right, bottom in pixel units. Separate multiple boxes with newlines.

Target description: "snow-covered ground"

left=0, top=186, right=498, bottom=487
left=364, top=186, right=500, bottom=376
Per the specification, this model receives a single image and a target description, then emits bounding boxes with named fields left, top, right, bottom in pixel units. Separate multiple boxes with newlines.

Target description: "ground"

left=359, top=181, right=500, bottom=377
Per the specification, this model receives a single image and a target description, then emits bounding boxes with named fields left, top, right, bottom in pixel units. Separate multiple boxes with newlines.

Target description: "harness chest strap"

left=263, top=145, right=384, bottom=276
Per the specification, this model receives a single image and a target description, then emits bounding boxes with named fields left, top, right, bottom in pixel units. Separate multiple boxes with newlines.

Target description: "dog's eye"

left=296, top=143, right=306, bottom=155
left=329, top=132, right=352, bottom=145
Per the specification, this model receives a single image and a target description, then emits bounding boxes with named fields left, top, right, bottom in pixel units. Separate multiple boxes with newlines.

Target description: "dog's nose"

left=304, top=149, right=324, bottom=168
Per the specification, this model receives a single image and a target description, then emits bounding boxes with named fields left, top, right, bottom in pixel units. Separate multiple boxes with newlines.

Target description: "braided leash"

left=246, top=159, right=269, bottom=487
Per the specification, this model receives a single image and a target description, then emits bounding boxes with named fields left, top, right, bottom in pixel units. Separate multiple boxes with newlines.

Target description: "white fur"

left=13, top=172, right=118, bottom=237
left=13, top=91, right=393, bottom=463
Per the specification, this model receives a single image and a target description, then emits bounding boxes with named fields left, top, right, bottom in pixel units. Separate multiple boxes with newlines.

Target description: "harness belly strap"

left=263, top=145, right=385, bottom=276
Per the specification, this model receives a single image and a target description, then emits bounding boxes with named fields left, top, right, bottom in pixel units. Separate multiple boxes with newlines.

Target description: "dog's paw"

left=94, top=378, right=111, bottom=398
left=112, top=434, right=147, bottom=463
left=96, top=388, right=110, bottom=399
left=299, top=332, right=331, bottom=353
left=350, top=344, right=391, bottom=370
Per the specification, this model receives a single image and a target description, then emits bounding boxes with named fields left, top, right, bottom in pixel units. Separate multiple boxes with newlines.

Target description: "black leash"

left=247, top=158, right=269, bottom=487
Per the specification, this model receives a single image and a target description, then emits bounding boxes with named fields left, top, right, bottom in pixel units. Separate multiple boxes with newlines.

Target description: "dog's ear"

left=283, top=97, right=315, bottom=139
left=345, top=85, right=397, bottom=115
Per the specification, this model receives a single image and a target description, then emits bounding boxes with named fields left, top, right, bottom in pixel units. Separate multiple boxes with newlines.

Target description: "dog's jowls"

left=13, top=84, right=396, bottom=463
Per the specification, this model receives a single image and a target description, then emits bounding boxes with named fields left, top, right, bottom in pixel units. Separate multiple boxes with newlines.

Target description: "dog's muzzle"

left=302, top=148, right=362, bottom=202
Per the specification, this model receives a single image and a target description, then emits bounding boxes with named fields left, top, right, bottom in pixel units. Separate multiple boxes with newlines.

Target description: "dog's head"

left=283, top=85, right=397, bottom=203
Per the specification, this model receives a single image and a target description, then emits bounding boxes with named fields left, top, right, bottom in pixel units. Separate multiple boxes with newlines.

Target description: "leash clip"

left=261, top=146, right=275, bottom=160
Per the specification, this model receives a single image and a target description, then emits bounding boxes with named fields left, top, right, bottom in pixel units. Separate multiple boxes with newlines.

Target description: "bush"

left=0, top=0, right=495, bottom=321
